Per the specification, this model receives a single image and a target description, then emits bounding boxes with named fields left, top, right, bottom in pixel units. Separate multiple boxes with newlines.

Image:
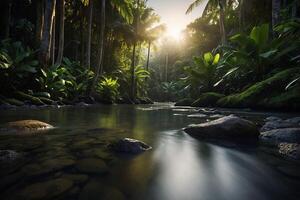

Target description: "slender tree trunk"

left=219, top=0, right=226, bottom=44
left=51, top=12, right=56, bottom=66
left=80, top=5, right=85, bottom=65
left=86, top=0, right=93, bottom=68
left=146, top=41, right=151, bottom=71
left=36, top=0, right=44, bottom=45
left=39, top=0, right=56, bottom=67
left=55, top=0, right=65, bottom=65
left=131, top=42, right=136, bottom=99
left=239, top=0, right=244, bottom=32
left=5, top=0, right=12, bottom=38
left=292, top=1, right=297, bottom=17
left=90, top=0, right=105, bottom=95
left=165, top=53, right=168, bottom=82
left=272, top=0, right=281, bottom=28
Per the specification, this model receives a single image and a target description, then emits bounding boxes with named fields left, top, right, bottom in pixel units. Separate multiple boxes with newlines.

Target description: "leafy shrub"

left=96, top=77, right=120, bottom=103
left=37, top=58, right=94, bottom=100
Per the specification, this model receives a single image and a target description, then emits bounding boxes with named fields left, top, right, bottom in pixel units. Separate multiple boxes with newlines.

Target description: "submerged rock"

left=3, top=120, right=53, bottom=132
left=109, top=138, right=152, bottom=154
left=19, top=178, right=73, bottom=200
left=0, top=150, right=20, bottom=162
left=184, top=115, right=260, bottom=142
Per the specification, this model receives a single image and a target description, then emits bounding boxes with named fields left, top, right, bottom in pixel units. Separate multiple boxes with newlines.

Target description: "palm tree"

left=186, top=0, right=226, bottom=44
left=90, top=0, right=133, bottom=95
left=39, top=0, right=56, bottom=67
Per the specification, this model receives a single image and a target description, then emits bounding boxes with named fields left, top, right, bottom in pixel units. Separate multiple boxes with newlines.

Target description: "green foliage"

left=96, top=77, right=120, bottom=103
left=182, top=52, right=220, bottom=96
left=37, top=58, right=94, bottom=100
left=0, top=39, right=38, bottom=92
left=217, top=68, right=300, bottom=109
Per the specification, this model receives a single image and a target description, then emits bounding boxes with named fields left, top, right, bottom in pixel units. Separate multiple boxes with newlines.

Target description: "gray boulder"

left=0, top=150, right=20, bottom=162
left=109, top=138, right=152, bottom=154
left=260, top=128, right=300, bottom=145
left=183, top=115, right=260, bottom=142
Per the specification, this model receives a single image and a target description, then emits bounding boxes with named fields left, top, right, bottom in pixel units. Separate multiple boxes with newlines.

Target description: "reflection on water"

left=0, top=104, right=299, bottom=200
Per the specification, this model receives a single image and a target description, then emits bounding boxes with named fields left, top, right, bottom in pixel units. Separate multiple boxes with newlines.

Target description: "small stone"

left=260, top=128, right=300, bottom=145
left=75, top=158, right=108, bottom=174
left=278, top=143, right=300, bottom=160
left=109, top=138, right=152, bottom=154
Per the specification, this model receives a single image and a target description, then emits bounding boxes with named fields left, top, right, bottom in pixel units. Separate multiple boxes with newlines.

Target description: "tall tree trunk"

left=36, top=0, right=44, bottom=45
left=80, top=5, right=85, bottom=65
left=146, top=41, right=151, bottom=71
left=55, top=0, right=65, bottom=65
left=51, top=13, right=56, bottom=66
left=86, top=0, right=93, bottom=68
left=292, top=1, right=298, bottom=18
left=272, top=0, right=281, bottom=28
left=90, top=0, right=105, bottom=95
left=131, top=42, right=136, bottom=99
left=219, top=0, right=226, bottom=44
left=5, top=0, right=12, bottom=38
left=39, top=0, right=56, bottom=67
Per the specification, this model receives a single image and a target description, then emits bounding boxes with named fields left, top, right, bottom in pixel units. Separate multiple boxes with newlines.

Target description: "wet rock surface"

left=0, top=150, right=20, bottom=162
left=2, top=120, right=53, bottom=132
left=184, top=115, right=260, bottom=142
left=109, top=138, right=152, bottom=154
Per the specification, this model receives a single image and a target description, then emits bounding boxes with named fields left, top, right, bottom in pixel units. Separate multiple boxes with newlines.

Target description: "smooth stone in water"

left=75, top=158, right=108, bottom=174
left=184, top=115, right=260, bottom=142
left=3, top=120, right=53, bottom=132
left=109, top=138, right=152, bottom=154
left=19, top=178, right=73, bottom=200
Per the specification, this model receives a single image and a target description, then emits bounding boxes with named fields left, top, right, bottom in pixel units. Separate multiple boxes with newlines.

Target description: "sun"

left=167, top=27, right=183, bottom=41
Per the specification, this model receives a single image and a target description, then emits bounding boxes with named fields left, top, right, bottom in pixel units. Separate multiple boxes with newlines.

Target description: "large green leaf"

left=250, top=24, right=269, bottom=46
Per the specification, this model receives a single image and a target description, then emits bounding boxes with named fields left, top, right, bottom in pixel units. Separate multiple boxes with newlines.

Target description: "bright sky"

left=147, top=0, right=208, bottom=38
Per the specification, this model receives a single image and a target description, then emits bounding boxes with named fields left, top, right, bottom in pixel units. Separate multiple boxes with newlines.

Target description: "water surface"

left=0, top=103, right=299, bottom=200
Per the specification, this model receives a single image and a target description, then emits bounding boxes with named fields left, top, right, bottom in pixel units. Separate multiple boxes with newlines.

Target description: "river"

left=0, top=103, right=299, bottom=200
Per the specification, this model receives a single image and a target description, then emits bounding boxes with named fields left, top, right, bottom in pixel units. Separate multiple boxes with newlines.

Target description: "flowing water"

left=0, top=103, right=300, bottom=200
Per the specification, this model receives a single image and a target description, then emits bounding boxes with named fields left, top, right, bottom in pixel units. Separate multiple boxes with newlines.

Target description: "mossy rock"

left=5, top=98, right=24, bottom=106
left=14, top=91, right=45, bottom=105
left=175, top=98, right=194, bottom=106
left=217, top=68, right=300, bottom=110
left=192, top=92, right=225, bottom=107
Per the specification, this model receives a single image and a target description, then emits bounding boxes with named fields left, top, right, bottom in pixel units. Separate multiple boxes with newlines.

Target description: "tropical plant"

left=96, top=76, right=120, bottom=103
left=182, top=52, right=220, bottom=96
left=37, top=58, right=94, bottom=100
left=0, top=40, right=38, bottom=93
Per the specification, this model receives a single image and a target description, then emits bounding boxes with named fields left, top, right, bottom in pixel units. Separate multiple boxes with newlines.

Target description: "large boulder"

left=191, top=92, right=225, bottom=107
left=184, top=115, right=260, bottom=143
left=3, top=120, right=53, bottom=132
left=260, top=128, right=300, bottom=160
left=109, top=138, right=152, bottom=154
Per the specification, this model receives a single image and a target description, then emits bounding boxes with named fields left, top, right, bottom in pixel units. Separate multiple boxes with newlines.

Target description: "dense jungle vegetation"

left=0, top=0, right=299, bottom=110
